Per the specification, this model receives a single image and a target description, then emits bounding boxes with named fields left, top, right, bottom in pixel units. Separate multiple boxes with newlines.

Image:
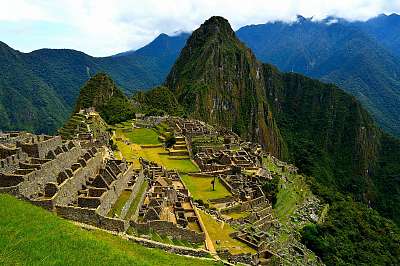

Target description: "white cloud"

left=0, top=0, right=399, bottom=56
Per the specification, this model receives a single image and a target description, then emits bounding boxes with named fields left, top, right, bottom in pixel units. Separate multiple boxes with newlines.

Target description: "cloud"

left=0, top=0, right=399, bottom=56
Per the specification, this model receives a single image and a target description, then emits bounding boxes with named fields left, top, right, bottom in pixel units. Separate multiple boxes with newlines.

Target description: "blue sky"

left=1, top=0, right=399, bottom=56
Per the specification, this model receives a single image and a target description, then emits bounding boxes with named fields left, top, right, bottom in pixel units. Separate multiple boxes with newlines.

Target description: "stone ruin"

left=170, top=117, right=218, bottom=137
left=132, top=158, right=205, bottom=243
left=0, top=131, right=136, bottom=232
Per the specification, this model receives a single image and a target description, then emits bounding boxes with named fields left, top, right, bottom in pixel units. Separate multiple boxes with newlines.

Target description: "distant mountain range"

left=0, top=35, right=186, bottom=133
left=237, top=14, right=400, bottom=136
left=1, top=13, right=400, bottom=136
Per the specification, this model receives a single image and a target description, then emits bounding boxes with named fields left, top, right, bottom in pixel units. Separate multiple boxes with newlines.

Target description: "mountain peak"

left=75, top=72, right=125, bottom=112
left=195, top=16, right=235, bottom=38
left=165, top=17, right=286, bottom=157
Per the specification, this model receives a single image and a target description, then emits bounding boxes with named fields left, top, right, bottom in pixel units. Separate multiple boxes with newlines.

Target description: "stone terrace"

left=132, top=158, right=205, bottom=244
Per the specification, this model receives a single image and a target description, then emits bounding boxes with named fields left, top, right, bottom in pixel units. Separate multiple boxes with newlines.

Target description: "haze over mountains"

left=1, top=13, right=400, bottom=137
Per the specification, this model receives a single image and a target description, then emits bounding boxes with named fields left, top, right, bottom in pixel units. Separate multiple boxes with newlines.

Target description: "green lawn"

left=125, top=128, right=160, bottom=145
left=108, top=190, right=131, bottom=218
left=139, top=147, right=198, bottom=173
left=198, top=210, right=256, bottom=255
left=226, top=211, right=250, bottom=220
left=181, top=175, right=231, bottom=202
left=0, top=194, right=221, bottom=266
left=115, top=130, right=197, bottom=173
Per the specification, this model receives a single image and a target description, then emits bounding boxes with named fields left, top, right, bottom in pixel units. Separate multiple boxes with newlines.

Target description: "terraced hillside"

left=58, top=111, right=108, bottom=139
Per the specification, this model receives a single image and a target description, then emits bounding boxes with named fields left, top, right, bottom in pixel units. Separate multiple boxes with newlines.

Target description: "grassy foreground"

left=0, top=194, right=221, bottom=266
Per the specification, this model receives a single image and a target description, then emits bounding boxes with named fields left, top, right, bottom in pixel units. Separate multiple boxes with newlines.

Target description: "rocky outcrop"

left=165, top=16, right=287, bottom=158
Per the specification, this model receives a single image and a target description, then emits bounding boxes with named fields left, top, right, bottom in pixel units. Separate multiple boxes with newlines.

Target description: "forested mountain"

left=236, top=15, right=400, bottom=136
left=165, top=17, right=286, bottom=157
left=355, top=13, right=400, bottom=57
left=0, top=35, right=185, bottom=134
left=142, top=16, right=400, bottom=264
left=1, top=14, right=400, bottom=137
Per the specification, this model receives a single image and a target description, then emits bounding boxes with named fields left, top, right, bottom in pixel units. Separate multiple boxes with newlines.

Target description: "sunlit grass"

left=0, top=194, right=221, bottom=266
left=125, top=128, right=160, bottom=145
left=198, top=210, right=256, bottom=255
left=181, top=175, right=231, bottom=202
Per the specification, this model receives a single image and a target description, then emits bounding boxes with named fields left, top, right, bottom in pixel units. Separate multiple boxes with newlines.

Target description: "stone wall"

left=96, top=164, right=134, bottom=216
left=0, top=150, right=28, bottom=174
left=221, top=196, right=267, bottom=214
left=17, top=136, right=62, bottom=159
left=56, top=205, right=129, bottom=232
left=217, top=249, right=256, bottom=265
left=53, top=148, right=104, bottom=206
left=18, top=146, right=83, bottom=199
left=130, top=220, right=205, bottom=243
left=125, top=234, right=210, bottom=258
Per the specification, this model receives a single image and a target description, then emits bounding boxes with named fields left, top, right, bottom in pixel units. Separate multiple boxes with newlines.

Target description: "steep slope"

left=236, top=17, right=400, bottom=136
left=356, top=13, right=400, bottom=58
left=165, top=16, right=287, bottom=157
left=0, top=36, right=183, bottom=134
left=0, top=42, right=68, bottom=133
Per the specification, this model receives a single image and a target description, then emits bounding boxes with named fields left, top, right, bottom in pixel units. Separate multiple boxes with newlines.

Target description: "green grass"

left=181, top=175, right=231, bottom=202
left=139, top=147, right=198, bottom=173
left=226, top=211, right=250, bottom=220
left=125, top=128, right=160, bottom=145
left=126, top=180, right=148, bottom=220
left=274, top=173, right=310, bottom=222
left=115, top=129, right=198, bottom=173
left=108, top=190, right=131, bottom=218
left=0, top=194, right=221, bottom=266
left=198, top=210, right=256, bottom=255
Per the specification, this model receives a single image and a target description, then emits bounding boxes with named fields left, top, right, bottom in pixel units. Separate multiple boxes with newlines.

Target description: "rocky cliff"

left=165, top=16, right=287, bottom=158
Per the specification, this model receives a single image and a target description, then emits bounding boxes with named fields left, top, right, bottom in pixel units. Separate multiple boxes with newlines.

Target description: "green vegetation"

left=262, top=175, right=280, bottom=206
left=126, top=180, right=148, bottom=220
left=0, top=33, right=188, bottom=134
left=226, top=211, right=250, bottom=220
left=181, top=175, right=231, bottom=202
left=237, top=18, right=400, bottom=137
left=108, top=190, right=131, bottom=218
left=59, top=111, right=108, bottom=139
left=114, top=129, right=198, bottom=173
left=0, top=194, right=221, bottom=266
left=165, top=16, right=287, bottom=157
left=301, top=200, right=400, bottom=265
left=133, top=86, right=185, bottom=116
left=125, top=128, right=160, bottom=145
left=198, top=210, right=256, bottom=255
left=274, top=174, right=310, bottom=222
left=75, top=73, right=135, bottom=125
